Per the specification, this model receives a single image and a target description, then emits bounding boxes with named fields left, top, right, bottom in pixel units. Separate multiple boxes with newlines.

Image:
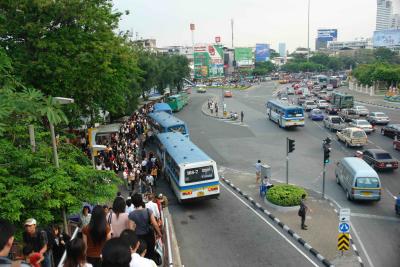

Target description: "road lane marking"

left=350, top=212, right=400, bottom=222
left=386, top=188, right=397, bottom=200
left=220, top=183, right=320, bottom=267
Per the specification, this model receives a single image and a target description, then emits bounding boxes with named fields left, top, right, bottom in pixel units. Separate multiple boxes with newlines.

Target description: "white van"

left=335, top=157, right=381, bottom=201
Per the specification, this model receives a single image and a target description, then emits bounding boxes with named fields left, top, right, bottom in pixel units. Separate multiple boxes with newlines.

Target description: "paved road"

left=180, top=82, right=399, bottom=267
left=166, top=90, right=322, bottom=267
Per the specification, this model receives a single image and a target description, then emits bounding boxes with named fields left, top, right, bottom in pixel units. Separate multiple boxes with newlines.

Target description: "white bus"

left=266, top=99, right=305, bottom=128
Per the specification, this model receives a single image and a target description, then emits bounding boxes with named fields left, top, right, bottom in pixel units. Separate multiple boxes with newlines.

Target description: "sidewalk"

left=219, top=167, right=361, bottom=267
left=338, top=87, right=400, bottom=110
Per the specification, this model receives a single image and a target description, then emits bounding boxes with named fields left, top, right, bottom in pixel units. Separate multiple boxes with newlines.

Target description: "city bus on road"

left=167, top=92, right=189, bottom=112
left=155, top=132, right=220, bottom=203
left=148, top=112, right=189, bottom=137
left=332, top=92, right=354, bottom=109
left=266, top=99, right=305, bottom=128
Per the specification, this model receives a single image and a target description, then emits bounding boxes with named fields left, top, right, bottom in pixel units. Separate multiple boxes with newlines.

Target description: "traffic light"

left=323, top=146, right=331, bottom=163
left=288, top=138, right=295, bottom=153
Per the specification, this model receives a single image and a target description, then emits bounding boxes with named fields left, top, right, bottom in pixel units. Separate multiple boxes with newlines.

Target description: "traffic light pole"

left=322, top=162, right=326, bottom=199
left=286, top=137, right=289, bottom=184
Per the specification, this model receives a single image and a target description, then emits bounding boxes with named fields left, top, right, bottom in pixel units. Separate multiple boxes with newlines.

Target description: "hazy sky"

left=113, top=0, right=377, bottom=52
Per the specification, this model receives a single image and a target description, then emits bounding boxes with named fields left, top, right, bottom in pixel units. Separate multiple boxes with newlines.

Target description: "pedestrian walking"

left=210, top=102, right=214, bottom=114
left=298, top=194, right=311, bottom=230
left=255, top=160, right=262, bottom=184
left=240, top=111, right=244, bottom=123
left=215, top=104, right=219, bottom=117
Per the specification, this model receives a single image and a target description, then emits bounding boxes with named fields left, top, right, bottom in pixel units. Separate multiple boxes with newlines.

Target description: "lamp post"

left=51, top=97, right=74, bottom=233
left=91, top=145, right=107, bottom=169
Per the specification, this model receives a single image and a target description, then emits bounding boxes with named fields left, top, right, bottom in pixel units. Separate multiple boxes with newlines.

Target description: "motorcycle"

left=229, top=111, right=238, bottom=120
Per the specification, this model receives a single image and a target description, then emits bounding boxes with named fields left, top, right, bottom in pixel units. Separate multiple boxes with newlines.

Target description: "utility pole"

left=322, top=137, right=331, bottom=199
left=231, top=19, right=234, bottom=48
left=307, top=0, right=311, bottom=62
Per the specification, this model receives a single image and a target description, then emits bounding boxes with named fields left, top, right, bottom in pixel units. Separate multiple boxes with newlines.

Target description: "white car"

left=353, top=105, right=369, bottom=116
left=349, top=119, right=375, bottom=134
left=367, top=112, right=390, bottom=125
left=303, top=100, right=317, bottom=111
left=326, top=84, right=334, bottom=90
left=317, top=100, right=329, bottom=109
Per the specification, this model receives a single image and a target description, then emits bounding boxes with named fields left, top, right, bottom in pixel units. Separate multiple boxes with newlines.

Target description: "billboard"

left=234, top=47, right=254, bottom=66
left=317, top=29, right=338, bottom=41
left=194, top=44, right=224, bottom=79
left=255, top=44, right=270, bottom=62
left=373, top=30, right=400, bottom=47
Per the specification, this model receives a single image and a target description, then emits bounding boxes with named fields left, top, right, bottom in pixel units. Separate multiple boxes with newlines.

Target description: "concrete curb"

left=355, top=99, right=400, bottom=110
left=221, top=177, right=334, bottom=267
left=263, top=196, right=300, bottom=212
left=163, top=208, right=183, bottom=267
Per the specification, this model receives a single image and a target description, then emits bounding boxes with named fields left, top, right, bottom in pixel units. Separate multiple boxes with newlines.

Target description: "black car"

left=362, top=149, right=398, bottom=171
left=380, top=124, right=400, bottom=138
left=325, top=105, right=339, bottom=115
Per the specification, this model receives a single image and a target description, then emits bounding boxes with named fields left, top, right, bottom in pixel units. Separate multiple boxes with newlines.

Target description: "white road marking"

left=350, top=212, right=400, bottom=222
left=386, top=188, right=397, bottom=200
left=220, top=183, right=321, bottom=267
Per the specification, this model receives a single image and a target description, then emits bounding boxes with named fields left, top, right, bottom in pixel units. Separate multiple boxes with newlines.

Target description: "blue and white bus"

left=155, top=132, right=220, bottom=202
left=266, top=100, right=305, bottom=128
left=148, top=112, right=189, bottom=137
left=152, top=103, right=172, bottom=114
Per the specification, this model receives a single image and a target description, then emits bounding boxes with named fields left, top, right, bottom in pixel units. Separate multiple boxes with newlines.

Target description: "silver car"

left=349, top=119, right=375, bottom=134
left=367, top=112, right=390, bottom=125
left=354, top=105, right=369, bottom=116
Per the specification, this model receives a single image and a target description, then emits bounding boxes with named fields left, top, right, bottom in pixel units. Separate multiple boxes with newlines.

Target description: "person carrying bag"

left=128, top=194, right=162, bottom=262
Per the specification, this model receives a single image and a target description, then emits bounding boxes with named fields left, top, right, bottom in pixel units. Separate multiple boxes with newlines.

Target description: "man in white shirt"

left=120, top=229, right=157, bottom=267
left=145, top=193, right=160, bottom=221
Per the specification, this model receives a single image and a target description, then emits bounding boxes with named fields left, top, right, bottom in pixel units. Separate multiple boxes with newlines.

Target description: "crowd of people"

left=1, top=103, right=172, bottom=267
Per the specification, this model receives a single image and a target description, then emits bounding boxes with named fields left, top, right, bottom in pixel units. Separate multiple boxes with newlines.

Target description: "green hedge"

left=266, top=184, right=307, bottom=207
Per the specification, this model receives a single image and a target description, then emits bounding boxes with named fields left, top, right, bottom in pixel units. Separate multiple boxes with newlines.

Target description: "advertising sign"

left=373, top=30, right=400, bottom=47
left=234, top=47, right=254, bottom=66
left=255, top=44, right=270, bottom=62
left=194, top=44, right=224, bottom=79
left=317, top=29, right=338, bottom=41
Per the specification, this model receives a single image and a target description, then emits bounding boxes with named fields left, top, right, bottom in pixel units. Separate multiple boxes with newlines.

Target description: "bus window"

left=169, top=125, right=186, bottom=134
left=286, top=109, right=303, bottom=117
left=185, top=166, right=215, bottom=183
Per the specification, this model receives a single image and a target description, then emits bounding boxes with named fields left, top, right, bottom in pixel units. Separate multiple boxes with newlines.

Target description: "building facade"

left=327, top=39, right=372, bottom=51
left=377, top=0, right=393, bottom=31
left=278, top=43, right=286, bottom=57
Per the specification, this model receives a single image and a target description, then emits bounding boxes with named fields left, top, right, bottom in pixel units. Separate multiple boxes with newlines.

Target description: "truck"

left=332, top=92, right=354, bottom=109
left=339, top=108, right=360, bottom=122
left=323, top=115, right=347, bottom=132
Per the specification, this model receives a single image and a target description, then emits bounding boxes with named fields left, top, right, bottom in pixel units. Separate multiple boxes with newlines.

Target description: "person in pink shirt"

left=108, top=197, right=134, bottom=238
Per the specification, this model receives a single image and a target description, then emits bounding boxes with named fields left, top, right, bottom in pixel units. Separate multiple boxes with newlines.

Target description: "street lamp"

left=91, top=145, right=107, bottom=169
left=50, top=97, right=74, bottom=234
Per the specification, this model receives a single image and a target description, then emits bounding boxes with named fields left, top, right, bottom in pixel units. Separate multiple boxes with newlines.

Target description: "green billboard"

left=234, top=47, right=254, bottom=67
left=194, top=44, right=224, bottom=79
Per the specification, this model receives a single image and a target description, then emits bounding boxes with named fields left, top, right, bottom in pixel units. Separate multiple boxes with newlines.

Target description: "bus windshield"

left=185, top=166, right=215, bottom=183
left=286, top=108, right=303, bottom=117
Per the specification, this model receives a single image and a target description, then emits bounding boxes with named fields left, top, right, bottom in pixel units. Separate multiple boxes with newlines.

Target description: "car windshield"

left=348, top=110, right=356, bottom=115
left=313, top=110, right=322, bottom=114
left=357, top=121, right=370, bottom=126
left=306, top=101, right=315, bottom=105
left=374, top=113, right=385, bottom=117
left=357, top=106, right=366, bottom=110
left=319, top=100, right=327, bottom=103
left=331, top=117, right=342, bottom=123
left=375, top=153, right=392, bottom=160
left=355, top=177, right=380, bottom=188
left=352, top=131, right=366, bottom=138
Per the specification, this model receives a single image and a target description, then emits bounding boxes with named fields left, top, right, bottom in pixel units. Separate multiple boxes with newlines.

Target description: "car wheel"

left=336, top=175, right=340, bottom=184
left=394, top=143, right=398, bottom=150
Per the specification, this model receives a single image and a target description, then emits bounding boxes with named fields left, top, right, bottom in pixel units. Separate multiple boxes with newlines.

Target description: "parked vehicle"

left=303, top=100, right=317, bottom=111
left=336, top=127, right=368, bottom=147
left=353, top=105, right=369, bottom=116
left=380, top=124, right=400, bottom=138
left=317, top=99, right=329, bottom=109
left=367, top=112, right=390, bottom=125
left=339, top=109, right=360, bottom=122
left=323, top=115, right=346, bottom=131
left=348, top=119, right=375, bottom=134
left=326, top=105, right=339, bottom=115
left=335, top=157, right=381, bottom=201
left=362, top=149, right=398, bottom=171
left=308, top=108, right=324, bottom=121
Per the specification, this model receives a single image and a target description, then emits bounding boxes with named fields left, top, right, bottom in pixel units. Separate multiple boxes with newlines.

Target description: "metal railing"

left=57, top=226, right=79, bottom=267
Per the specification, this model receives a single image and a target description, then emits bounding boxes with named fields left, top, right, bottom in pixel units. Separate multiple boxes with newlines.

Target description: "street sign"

left=339, top=222, right=350, bottom=233
left=339, top=208, right=351, bottom=222
left=337, top=233, right=350, bottom=251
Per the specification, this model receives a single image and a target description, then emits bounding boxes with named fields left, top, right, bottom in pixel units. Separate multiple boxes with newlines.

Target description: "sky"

left=112, top=0, right=378, bottom=52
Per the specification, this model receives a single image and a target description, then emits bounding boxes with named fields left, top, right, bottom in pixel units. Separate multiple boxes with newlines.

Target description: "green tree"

left=253, top=61, right=276, bottom=76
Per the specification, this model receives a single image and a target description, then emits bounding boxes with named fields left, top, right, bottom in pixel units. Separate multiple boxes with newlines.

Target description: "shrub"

left=266, top=184, right=307, bottom=207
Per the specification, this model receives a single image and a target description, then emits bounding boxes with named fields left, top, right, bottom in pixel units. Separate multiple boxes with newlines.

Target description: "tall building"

left=278, top=43, right=286, bottom=57
left=376, top=0, right=393, bottom=31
